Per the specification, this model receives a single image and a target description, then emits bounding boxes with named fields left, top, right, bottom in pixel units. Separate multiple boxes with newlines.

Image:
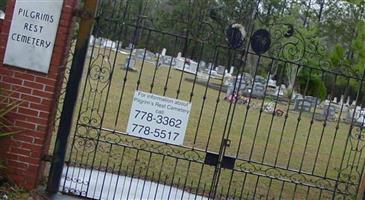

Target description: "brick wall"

left=0, top=0, right=77, bottom=189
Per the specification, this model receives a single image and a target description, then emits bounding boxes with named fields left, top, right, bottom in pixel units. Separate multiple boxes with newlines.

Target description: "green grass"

left=54, top=46, right=363, bottom=199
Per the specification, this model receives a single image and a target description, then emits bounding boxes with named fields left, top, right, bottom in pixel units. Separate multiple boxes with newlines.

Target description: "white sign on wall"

left=127, top=91, right=192, bottom=145
left=4, top=0, right=64, bottom=73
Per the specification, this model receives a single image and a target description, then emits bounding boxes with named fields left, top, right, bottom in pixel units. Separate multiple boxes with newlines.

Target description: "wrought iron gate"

left=48, top=0, right=365, bottom=199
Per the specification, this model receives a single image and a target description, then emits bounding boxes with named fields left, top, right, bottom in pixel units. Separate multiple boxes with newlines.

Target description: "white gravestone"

left=4, top=0, right=64, bottom=73
left=161, top=48, right=167, bottom=56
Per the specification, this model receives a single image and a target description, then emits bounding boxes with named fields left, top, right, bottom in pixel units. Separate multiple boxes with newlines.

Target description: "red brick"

left=0, top=67, right=14, bottom=76
left=0, top=82, right=11, bottom=89
left=29, top=103, right=48, bottom=112
left=15, top=120, right=36, bottom=130
left=20, top=142, right=43, bottom=150
left=9, top=147, right=31, bottom=157
left=13, top=86, right=32, bottom=94
left=14, top=72, right=35, bottom=81
left=33, top=138, right=45, bottom=145
left=35, top=76, right=56, bottom=85
left=7, top=160, right=28, bottom=169
left=32, top=89, right=53, bottom=99
left=25, top=117, right=48, bottom=126
left=10, top=92, right=20, bottom=98
left=41, top=99, right=52, bottom=107
left=3, top=76, right=22, bottom=85
left=6, top=112, right=27, bottom=121
left=35, top=125, right=47, bottom=132
left=23, top=80, right=44, bottom=90
left=18, top=101, right=29, bottom=108
left=21, top=94, right=41, bottom=103
left=39, top=112, right=49, bottom=118
left=13, top=134, right=34, bottom=143
left=45, top=85, right=55, bottom=92
left=17, top=107, right=39, bottom=116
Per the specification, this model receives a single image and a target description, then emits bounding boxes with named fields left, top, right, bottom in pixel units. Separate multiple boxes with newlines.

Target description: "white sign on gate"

left=4, top=0, right=64, bottom=73
left=127, top=91, right=192, bottom=145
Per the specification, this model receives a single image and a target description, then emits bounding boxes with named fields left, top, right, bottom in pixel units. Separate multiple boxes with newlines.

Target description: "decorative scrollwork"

left=264, top=167, right=282, bottom=178
left=131, top=138, right=149, bottom=150
left=235, top=161, right=338, bottom=191
left=156, top=144, right=174, bottom=156
left=183, top=149, right=204, bottom=162
left=236, top=162, right=258, bottom=173
left=269, top=24, right=306, bottom=63
left=79, top=107, right=102, bottom=127
left=289, top=173, right=308, bottom=184
left=74, top=137, right=97, bottom=153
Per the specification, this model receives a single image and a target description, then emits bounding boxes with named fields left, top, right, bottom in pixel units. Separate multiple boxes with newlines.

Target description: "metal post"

left=46, top=0, right=98, bottom=194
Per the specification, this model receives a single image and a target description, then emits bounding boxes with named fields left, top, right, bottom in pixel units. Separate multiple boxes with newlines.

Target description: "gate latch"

left=204, top=152, right=236, bottom=170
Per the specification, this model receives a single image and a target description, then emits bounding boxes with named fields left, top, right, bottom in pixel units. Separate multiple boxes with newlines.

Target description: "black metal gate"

left=48, top=0, right=365, bottom=199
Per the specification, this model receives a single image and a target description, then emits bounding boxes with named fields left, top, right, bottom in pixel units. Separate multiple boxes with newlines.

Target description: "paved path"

left=60, top=166, right=208, bottom=200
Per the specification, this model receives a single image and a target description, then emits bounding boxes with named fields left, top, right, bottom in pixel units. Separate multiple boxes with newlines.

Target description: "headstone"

left=346, top=96, right=350, bottom=106
left=352, top=100, right=357, bottom=107
left=126, top=43, right=134, bottom=50
left=104, top=40, right=116, bottom=49
left=292, top=93, right=300, bottom=100
left=124, top=56, right=136, bottom=69
left=188, top=60, right=198, bottom=73
left=0, top=10, right=4, bottom=20
left=348, top=107, right=365, bottom=125
left=254, top=76, right=266, bottom=85
left=279, top=84, right=286, bottom=96
left=224, top=75, right=233, bottom=86
left=339, top=95, right=344, bottom=105
left=252, top=83, right=265, bottom=98
left=134, top=49, right=155, bottom=61
left=177, top=52, right=182, bottom=59
left=322, top=105, right=336, bottom=120
left=215, top=66, right=225, bottom=75
left=267, top=78, right=277, bottom=96
left=305, top=96, right=319, bottom=107
left=333, top=97, right=338, bottom=104
left=162, top=55, right=176, bottom=66
left=199, top=61, right=206, bottom=69
left=175, top=58, right=185, bottom=70
left=161, top=48, right=167, bottom=56
left=117, top=41, right=123, bottom=50
left=89, top=35, right=95, bottom=45
left=294, top=99, right=312, bottom=112
left=229, top=66, right=234, bottom=74
left=94, top=38, right=102, bottom=46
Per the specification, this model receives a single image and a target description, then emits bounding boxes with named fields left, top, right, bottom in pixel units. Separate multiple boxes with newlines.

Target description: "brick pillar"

left=0, top=0, right=77, bottom=189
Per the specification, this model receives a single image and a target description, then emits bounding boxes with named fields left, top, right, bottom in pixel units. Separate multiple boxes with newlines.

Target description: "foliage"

left=0, top=90, right=21, bottom=138
left=0, top=0, right=6, bottom=11
left=0, top=89, right=21, bottom=170
left=0, top=183, right=28, bottom=200
left=297, top=70, right=327, bottom=100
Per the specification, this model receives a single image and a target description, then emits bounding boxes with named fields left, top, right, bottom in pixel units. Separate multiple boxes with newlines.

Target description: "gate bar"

left=46, top=0, right=98, bottom=194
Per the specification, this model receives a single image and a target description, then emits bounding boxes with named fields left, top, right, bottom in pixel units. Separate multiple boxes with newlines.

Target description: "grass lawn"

left=54, top=46, right=364, bottom=199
